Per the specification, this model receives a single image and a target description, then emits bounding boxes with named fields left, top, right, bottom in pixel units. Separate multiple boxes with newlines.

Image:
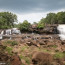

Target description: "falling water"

left=57, top=25, right=65, bottom=40
left=0, top=31, right=4, bottom=39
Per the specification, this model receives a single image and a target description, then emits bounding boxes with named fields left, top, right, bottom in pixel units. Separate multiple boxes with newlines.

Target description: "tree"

left=33, top=22, right=37, bottom=25
left=0, top=12, right=17, bottom=29
left=43, top=11, right=65, bottom=24
left=45, top=13, right=57, bottom=24
left=57, top=12, right=65, bottom=24
left=18, top=20, right=31, bottom=31
left=40, top=18, right=46, bottom=24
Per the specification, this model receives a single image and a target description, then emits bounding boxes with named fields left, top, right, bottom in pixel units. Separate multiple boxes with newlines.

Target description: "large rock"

left=32, top=51, right=53, bottom=65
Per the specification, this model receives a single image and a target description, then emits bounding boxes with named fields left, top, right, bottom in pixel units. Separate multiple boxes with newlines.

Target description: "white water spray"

left=0, top=31, right=4, bottom=39
left=57, top=25, right=65, bottom=40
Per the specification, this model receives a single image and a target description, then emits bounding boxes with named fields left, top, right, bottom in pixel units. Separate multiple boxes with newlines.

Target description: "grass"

left=48, top=45, right=58, bottom=48
left=38, top=47, right=51, bottom=53
left=43, top=49, right=51, bottom=52
left=5, top=47, right=13, bottom=55
left=52, top=45, right=58, bottom=48
left=4, top=40, right=18, bottom=46
left=20, top=55, right=30, bottom=65
left=53, top=52, right=65, bottom=59
left=21, top=46, right=29, bottom=52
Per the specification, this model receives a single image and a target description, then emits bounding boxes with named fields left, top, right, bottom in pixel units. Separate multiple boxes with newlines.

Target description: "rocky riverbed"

left=0, top=33, right=65, bottom=65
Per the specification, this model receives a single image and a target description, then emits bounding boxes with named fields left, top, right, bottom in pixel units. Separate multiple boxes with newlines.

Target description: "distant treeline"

left=0, top=11, right=65, bottom=31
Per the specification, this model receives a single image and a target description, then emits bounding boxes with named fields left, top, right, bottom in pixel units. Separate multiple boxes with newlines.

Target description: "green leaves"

left=0, top=12, right=17, bottom=29
left=19, top=20, right=31, bottom=31
left=37, top=21, right=45, bottom=29
left=45, top=13, right=57, bottom=24
left=57, top=12, right=65, bottom=24
left=41, top=11, right=65, bottom=24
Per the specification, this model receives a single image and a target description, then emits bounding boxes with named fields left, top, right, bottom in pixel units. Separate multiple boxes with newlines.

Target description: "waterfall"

left=0, top=31, right=4, bottom=39
left=5, top=29, right=11, bottom=35
left=57, top=25, right=65, bottom=40
left=12, top=28, right=21, bottom=34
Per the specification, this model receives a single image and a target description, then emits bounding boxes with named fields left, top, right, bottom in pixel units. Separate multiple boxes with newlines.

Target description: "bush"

left=18, top=20, right=31, bottom=31
left=37, top=21, right=45, bottom=29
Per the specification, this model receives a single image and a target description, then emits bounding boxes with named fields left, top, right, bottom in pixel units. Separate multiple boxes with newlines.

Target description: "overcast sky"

left=0, top=0, right=65, bottom=23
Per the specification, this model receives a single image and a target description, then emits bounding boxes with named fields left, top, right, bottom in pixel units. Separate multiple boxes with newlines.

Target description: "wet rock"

left=61, top=40, right=65, bottom=45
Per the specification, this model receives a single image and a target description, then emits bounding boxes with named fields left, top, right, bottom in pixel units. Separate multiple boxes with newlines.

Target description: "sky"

left=0, top=0, right=65, bottom=23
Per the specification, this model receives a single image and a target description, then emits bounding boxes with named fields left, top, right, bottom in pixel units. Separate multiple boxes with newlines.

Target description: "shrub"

left=18, top=20, right=31, bottom=31
left=37, top=21, right=45, bottom=29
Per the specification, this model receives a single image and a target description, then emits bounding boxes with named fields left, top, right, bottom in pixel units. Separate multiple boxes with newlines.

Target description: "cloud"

left=0, top=0, right=65, bottom=13
left=17, top=12, right=47, bottom=24
left=16, top=9, right=65, bottom=23
left=0, top=0, right=65, bottom=23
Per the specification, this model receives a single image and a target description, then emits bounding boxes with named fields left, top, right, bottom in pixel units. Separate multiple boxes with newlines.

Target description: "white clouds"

left=17, top=9, right=65, bottom=24
left=17, top=12, right=47, bottom=24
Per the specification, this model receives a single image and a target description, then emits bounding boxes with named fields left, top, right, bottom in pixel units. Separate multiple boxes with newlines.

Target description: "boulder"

left=32, top=51, right=53, bottom=65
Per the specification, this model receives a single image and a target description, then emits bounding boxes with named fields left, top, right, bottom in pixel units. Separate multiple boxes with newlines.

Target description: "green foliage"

left=40, top=11, right=65, bottom=24
left=57, top=12, right=65, bottom=24
left=45, top=13, right=57, bottom=24
left=0, top=12, right=17, bottom=29
left=37, top=21, right=45, bottom=29
left=33, top=22, right=37, bottom=25
left=40, top=18, right=46, bottom=24
left=14, top=24, right=19, bottom=28
left=5, top=40, right=18, bottom=46
left=18, top=20, right=31, bottom=31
